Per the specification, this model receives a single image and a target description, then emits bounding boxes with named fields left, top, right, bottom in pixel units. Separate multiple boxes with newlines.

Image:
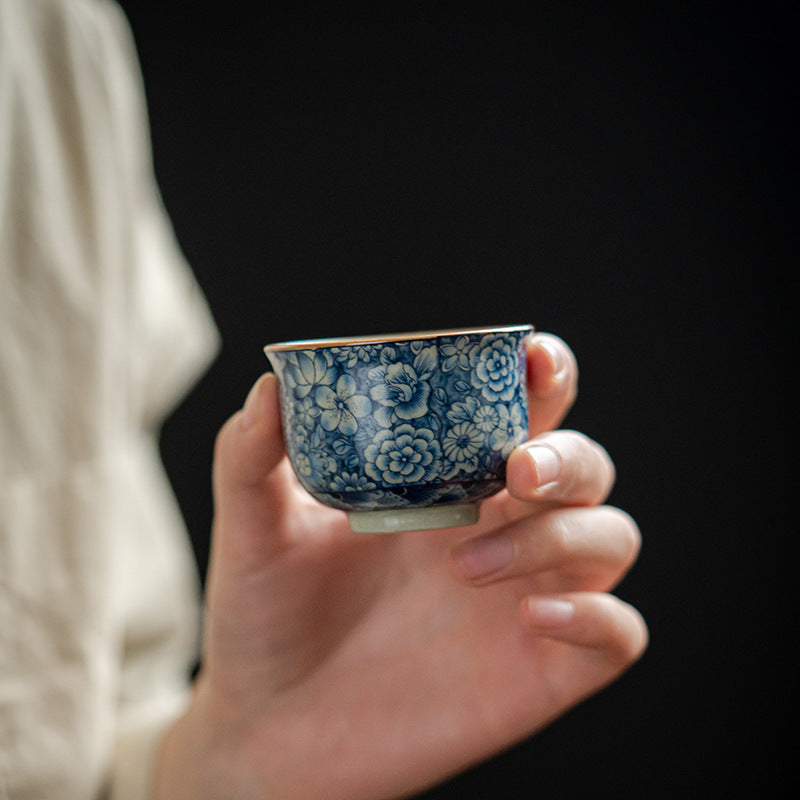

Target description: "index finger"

left=526, top=333, right=579, bottom=437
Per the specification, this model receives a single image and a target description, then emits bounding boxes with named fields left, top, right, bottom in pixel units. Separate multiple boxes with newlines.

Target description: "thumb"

left=211, top=373, right=296, bottom=565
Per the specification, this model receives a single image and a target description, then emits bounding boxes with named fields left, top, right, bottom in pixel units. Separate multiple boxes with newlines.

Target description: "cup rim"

left=264, top=324, right=533, bottom=353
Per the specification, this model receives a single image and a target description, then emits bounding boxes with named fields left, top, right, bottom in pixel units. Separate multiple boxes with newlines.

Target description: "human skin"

left=153, top=333, right=648, bottom=800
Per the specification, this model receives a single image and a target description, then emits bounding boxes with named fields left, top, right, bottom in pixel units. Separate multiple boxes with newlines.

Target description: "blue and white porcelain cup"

left=264, top=324, right=533, bottom=533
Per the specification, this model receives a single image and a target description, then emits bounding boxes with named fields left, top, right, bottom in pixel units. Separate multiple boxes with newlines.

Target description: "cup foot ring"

left=347, top=503, right=479, bottom=534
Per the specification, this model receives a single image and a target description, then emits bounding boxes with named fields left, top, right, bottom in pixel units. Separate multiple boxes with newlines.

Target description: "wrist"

left=151, top=676, right=259, bottom=800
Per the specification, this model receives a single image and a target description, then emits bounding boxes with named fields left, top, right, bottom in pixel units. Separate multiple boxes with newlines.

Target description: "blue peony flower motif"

left=315, top=375, right=372, bottom=435
left=364, top=424, right=442, bottom=485
left=489, top=403, right=526, bottom=457
left=370, top=346, right=438, bottom=427
left=440, top=336, right=474, bottom=372
left=286, top=350, right=337, bottom=399
left=442, top=421, right=484, bottom=474
left=470, top=335, right=519, bottom=402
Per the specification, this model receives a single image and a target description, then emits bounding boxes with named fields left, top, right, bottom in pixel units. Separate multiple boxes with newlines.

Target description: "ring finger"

left=450, top=505, right=641, bottom=593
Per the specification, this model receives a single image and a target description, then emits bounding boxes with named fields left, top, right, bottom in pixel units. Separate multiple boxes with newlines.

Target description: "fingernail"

left=452, top=535, right=515, bottom=581
left=526, top=597, right=575, bottom=627
left=540, top=339, right=568, bottom=383
left=241, top=376, right=266, bottom=429
left=524, top=444, right=561, bottom=492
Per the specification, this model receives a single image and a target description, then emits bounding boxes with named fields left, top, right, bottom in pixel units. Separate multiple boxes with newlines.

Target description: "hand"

left=154, top=333, right=647, bottom=800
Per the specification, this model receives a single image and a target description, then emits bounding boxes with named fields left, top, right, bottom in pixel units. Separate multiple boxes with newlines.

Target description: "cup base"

left=347, top=503, right=479, bottom=534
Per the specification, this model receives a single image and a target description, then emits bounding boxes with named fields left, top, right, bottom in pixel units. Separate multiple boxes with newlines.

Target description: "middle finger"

left=479, top=430, right=617, bottom=530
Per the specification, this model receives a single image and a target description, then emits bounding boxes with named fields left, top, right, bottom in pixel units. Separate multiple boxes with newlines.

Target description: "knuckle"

left=598, top=595, right=648, bottom=666
left=608, top=508, right=642, bottom=563
left=558, top=429, right=588, bottom=451
left=559, top=431, right=615, bottom=481
left=617, top=606, right=649, bottom=666
left=590, top=506, right=641, bottom=569
left=543, top=512, right=575, bottom=562
left=577, top=435, right=616, bottom=490
left=593, top=441, right=616, bottom=487
left=565, top=430, right=613, bottom=466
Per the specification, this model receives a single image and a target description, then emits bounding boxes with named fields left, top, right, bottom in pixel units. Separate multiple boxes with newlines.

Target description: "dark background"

left=119, top=1, right=792, bottom=796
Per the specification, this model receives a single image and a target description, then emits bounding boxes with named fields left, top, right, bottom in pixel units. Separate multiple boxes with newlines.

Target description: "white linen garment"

left=0, top=0, right=220, bottom=797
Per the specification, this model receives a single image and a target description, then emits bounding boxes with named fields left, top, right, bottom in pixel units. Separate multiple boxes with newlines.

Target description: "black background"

left=119, top=1, right=792, bottom=796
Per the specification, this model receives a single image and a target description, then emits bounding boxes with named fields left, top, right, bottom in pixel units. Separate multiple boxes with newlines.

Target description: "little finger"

left=520, top=592, right=648, bottom=686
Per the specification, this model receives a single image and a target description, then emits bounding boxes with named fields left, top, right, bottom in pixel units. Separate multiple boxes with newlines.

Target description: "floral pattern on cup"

left=267, top=329, right=531, bottom=512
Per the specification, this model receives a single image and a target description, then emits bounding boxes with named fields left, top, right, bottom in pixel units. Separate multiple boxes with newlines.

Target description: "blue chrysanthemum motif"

left=268, top=327, right=531, bottom=512
left=442, top=421, right=484, bottom=474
